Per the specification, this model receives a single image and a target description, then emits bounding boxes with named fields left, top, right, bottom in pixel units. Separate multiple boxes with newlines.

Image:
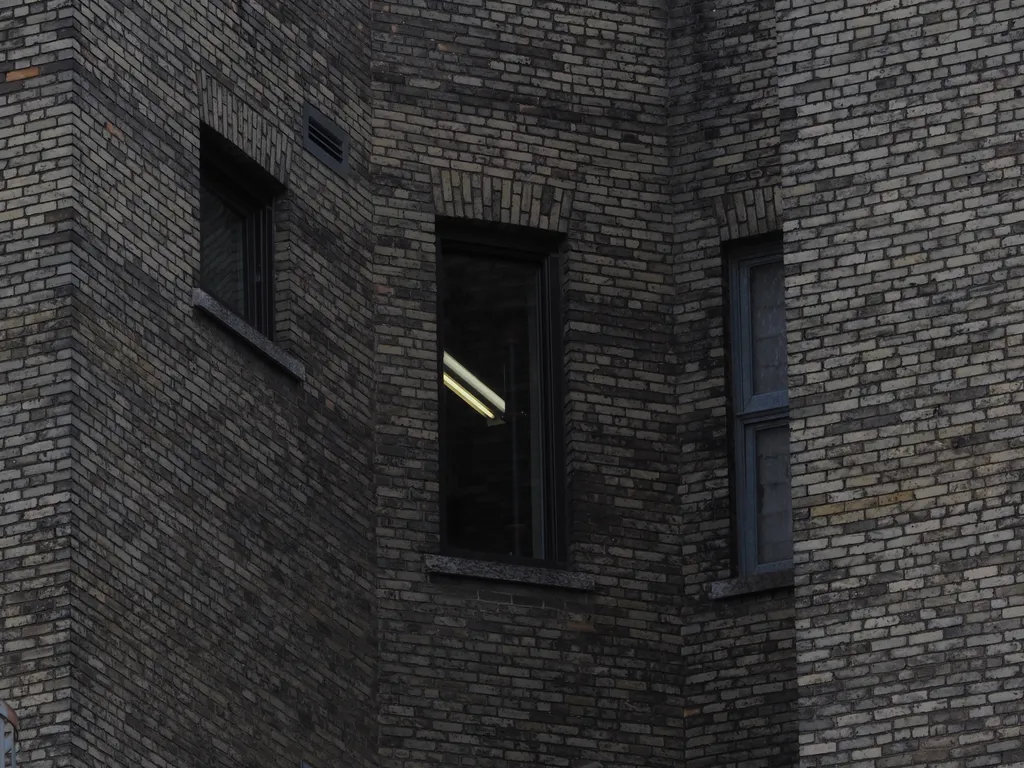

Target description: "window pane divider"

left=737, top=407, right=789, bottom=427
left=738, top=390, right=789, bottom=415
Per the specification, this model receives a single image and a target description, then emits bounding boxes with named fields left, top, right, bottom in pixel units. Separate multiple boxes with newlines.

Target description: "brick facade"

left=780, top=0, right=1024, bottom=765
left=1, top=2, right=77, bottom=765
left=370, top=0, right=687, bottom=760
left=2, top=0, right=1015, bottom=767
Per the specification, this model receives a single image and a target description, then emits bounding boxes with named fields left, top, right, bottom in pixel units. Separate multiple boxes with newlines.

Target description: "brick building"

left=2, top=0, right=1023, bottom=767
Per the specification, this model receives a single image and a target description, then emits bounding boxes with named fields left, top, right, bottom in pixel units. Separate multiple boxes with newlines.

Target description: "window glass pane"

left=441, top=251, right=546, bottom=559
left=749, top=260, right=787, bottom=394
left=755, top=424, right=793, bottom=565
left=200, top=185, right=245, bottom=317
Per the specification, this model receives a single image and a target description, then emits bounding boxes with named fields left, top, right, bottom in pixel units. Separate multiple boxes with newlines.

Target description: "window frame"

left=726, top=235, right=792, bottom=577
left=199, top=125, right=281, bottom=341
left=435, top=219, right=567, bottom=568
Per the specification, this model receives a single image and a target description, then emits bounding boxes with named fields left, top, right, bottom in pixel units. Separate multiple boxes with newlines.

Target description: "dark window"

left=437, top=222, right=564, bottom=564
left=727, top=236, right=793, bottom=575
left=199, top=125, right=281, bottom=339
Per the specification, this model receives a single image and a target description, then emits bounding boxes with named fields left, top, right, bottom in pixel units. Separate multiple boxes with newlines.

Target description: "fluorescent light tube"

left=443, top=372, right=495, bottom=420
left=443, top=352, right=506, bottom=414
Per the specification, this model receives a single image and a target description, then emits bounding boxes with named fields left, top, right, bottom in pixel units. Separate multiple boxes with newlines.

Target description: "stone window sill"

left=709, top=568, right=794, bottom=600
left=424, top=554, right=596, bottom=592
left=193, top=288, right=306, bottom=382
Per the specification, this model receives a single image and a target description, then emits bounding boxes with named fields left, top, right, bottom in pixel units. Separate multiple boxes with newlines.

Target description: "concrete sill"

left=425, top=554, right=596, bottom=592
left=193, top=288, right=306, bottom=382
left=710, top=568, right=794, bottom=600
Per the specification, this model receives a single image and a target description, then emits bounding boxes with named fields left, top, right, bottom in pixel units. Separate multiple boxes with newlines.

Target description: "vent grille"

left=302, top=104, right=350, bottom=178
left=308, top=116, right=345, bottom=162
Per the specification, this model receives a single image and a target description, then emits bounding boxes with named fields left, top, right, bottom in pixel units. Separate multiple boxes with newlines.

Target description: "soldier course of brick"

left=2, top=0, right=1023, bottom=767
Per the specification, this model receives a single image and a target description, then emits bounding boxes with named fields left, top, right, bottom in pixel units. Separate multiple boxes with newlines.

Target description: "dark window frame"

left=199, top=125, right=282, bottom=340
left=725, top=234, right=793, bottom=577
left=435, top=218, right=567, bottom=568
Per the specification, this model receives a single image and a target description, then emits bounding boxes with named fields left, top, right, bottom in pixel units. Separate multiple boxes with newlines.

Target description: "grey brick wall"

left=8, top=0, right=1024, bottom=763
left=670, top=0, right=797, bottom=765
left=369, top=0, right=681, bottom=764
left=13, top=1, right=377, bottom=767
left=1, top=0, right=811, bottom=767
left=0, top=2, right=77, bottom=765
left=779, top=0, right=1024, bottom=765
left=371, top=0, right=797, bottom=765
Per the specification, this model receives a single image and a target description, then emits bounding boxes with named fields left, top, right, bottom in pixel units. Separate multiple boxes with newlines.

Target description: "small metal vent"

left=302, top=104, right=350, bottom=178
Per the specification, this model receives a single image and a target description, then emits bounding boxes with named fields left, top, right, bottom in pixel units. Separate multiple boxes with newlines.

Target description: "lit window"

left=437, top=223, right=564, bottom=563
left=727, top=236, right=793, bottom=575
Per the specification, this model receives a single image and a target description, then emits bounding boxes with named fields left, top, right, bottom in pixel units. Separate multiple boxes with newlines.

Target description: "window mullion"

left=742, top=421, right=759, bottom=576
left=734, top=259, right=753, bottom=409
left=244, top=209, right=255, bottom=329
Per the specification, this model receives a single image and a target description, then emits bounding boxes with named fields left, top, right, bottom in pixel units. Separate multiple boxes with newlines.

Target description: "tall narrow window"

left=199, top=125, right=281, bottom=339
left=727, top=236, right=793, bottom=575
left=437, top=222, right=564, bottom=564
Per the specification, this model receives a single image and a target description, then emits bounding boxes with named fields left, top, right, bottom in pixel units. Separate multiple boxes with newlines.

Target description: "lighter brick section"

left=429, top=167, right=575, bottom=233
left=713, top=186, right=781, bottom=240
left=0, top=30, right=77, bottom=767
left=780, top=0, right=1024, bottom=764
left=198, top=71, right=291, bottom=183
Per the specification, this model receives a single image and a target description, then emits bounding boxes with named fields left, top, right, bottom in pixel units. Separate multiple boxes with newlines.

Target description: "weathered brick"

left=3, top=0, right=803, bottom=766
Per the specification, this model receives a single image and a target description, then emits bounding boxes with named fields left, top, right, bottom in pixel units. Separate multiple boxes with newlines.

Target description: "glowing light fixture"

left=443, top=352, right=506, bottom=415
left=443, top=372, right=495, bottom=420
